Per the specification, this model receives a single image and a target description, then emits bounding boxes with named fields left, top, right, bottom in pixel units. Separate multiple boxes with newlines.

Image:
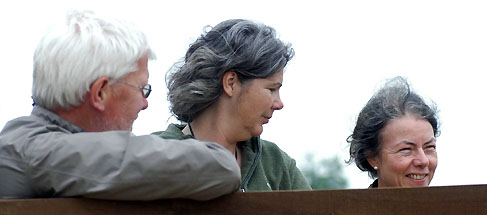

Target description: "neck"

left=183, top=107, right=240, bottom=154
left=54, top=102, right=105, bottom=132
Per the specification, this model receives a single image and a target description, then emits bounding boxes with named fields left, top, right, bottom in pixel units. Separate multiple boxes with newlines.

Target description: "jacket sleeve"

left=27, top=131, right=241, bottom=201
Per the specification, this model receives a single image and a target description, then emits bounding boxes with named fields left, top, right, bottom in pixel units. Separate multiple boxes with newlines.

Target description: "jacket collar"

left=32, top=105, right=84, bottom=133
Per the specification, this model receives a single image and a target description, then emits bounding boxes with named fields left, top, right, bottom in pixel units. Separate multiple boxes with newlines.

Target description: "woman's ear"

left=89, top=77, right=110, bottom=111
left=367, top=156, right=379, bottom=170
left=222, top=71, right=240, bottom=97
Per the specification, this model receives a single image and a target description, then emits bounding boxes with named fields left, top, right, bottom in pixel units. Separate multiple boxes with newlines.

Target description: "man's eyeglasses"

left=117, top=81, right=152, bottom=98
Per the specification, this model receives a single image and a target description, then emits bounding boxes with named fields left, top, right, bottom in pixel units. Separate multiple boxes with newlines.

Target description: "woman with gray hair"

left=153, top=19, right=311, bottom=191
left=347, top=77, right=440, bottom=188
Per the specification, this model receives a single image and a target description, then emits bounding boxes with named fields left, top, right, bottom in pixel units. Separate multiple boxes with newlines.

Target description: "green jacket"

left=153, top=124, right=311, bottom=192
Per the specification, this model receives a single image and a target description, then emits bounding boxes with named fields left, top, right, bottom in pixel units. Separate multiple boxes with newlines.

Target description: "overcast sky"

left=1, top=0, right=487, bottom=188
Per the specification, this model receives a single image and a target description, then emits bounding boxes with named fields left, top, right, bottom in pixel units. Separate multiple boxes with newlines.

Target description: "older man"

left=0, top=10, right=240, bottom=201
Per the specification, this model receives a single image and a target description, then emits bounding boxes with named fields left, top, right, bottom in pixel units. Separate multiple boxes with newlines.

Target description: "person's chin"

left=250, top=126, right=264, bottom=137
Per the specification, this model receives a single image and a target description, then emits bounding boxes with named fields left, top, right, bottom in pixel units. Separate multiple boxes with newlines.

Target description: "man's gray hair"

left=32, top=10, right=156, bottom=110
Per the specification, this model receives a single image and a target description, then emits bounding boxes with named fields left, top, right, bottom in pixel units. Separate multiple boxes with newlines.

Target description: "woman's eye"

left=399, top=148, right=411, bottom=152
left=269, top=88, right=276, bottom=92
left=426, top=145, right=436, bottom=150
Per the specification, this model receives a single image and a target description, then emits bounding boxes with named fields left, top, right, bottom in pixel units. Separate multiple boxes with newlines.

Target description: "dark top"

left=369, top=179, right=378, bottom=188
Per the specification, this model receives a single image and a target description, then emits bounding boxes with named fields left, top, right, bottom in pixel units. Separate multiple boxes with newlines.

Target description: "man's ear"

left=89, top=77, right=110, bottom=111
left=222, top=71, right=240, bottom=97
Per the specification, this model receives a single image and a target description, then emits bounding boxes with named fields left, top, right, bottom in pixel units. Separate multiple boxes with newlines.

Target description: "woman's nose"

left=273, top=95, right=284, bottom=110
left=413, top=150, right=429, bottom=167
left=273, top=97, right=284, bottom=110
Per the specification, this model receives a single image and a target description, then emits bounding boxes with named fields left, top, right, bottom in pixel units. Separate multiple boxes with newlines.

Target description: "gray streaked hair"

left=347, top=76, right=440, bottom=178
left=166, top=19, right=294, bottom=122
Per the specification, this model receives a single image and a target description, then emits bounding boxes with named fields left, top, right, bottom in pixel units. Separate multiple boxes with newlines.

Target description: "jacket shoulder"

left=258, top=139, right=294, bottom=165
left=254, top=138, right=311, bottom=190
left=152, top=124, right=189, bottom=140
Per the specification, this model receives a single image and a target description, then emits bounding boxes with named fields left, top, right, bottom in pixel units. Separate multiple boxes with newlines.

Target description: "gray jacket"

left=0, top=106, right=241, bottom=200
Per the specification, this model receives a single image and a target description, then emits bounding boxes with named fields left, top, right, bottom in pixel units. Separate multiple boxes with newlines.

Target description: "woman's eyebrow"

left=424, top=138, right=436, bottom=144
left=398, top=137, right=435, bottom=146
left=398, top=141, right=417, bottom=147
left=272, top=82, right=282, bottom=87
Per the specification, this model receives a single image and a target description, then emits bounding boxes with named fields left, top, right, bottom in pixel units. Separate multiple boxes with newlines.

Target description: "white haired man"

left=0, top=10, right=240, bottom=201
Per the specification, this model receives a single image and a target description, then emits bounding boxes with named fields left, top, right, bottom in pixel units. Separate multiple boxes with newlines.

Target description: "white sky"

left=1, top=0, right=487, bottom=189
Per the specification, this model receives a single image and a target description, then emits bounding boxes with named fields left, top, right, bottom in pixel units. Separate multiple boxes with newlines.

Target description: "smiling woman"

left=152, top=19, right=311, bottom=192
left=347, top=76, right=440, bottom=188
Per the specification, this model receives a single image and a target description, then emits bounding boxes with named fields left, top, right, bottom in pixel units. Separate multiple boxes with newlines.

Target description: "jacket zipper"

left=240, top=137, right=261, bottom=192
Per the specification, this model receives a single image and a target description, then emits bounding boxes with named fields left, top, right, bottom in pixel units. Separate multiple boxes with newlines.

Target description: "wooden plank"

left=1, top=184, right=486, bottom=215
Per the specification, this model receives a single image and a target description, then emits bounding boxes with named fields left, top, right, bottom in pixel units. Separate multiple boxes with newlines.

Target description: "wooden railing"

left=1, top=184, right=487, bottom=214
